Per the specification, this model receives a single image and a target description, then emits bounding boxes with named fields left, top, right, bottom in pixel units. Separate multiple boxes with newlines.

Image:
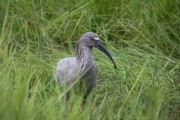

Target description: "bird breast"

left=80, top=62, right=98, bottom=89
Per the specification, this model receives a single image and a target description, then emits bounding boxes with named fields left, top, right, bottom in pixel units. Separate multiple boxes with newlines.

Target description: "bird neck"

left=76, top=42, right=94, bottom=71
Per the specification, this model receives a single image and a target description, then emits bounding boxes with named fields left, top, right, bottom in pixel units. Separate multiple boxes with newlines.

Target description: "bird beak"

left=97, top=41, right=117, bottom=69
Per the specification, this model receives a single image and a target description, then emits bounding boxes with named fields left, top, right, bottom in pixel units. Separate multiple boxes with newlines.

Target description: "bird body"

left=56, top=32, right=117, bottom=99
left=56, top=54, right=97, bottom=91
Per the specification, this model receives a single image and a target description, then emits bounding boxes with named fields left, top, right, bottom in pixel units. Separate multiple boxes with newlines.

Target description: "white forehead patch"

left=94, top=37, right=100, bottom=40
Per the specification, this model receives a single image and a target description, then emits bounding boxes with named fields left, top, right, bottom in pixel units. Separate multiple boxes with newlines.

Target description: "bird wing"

left=56, top=57, right=80, bottom=85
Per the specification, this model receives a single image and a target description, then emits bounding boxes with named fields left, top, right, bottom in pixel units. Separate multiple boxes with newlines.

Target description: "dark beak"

left=97, top=41, right=117, bottom=69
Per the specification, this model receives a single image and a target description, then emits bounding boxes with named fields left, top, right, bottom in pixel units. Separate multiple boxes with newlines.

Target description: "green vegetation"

left=0, top=0, right=179, bottom=119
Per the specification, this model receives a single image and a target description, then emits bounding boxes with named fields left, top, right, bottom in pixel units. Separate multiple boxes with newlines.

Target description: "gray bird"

left=56, top=32, right=117, bottom=101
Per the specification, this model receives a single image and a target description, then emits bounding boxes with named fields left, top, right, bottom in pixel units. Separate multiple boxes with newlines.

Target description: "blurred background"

left=0, top=0, right=179, bottom=120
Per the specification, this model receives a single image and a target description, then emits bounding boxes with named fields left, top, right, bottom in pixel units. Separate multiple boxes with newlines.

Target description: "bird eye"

left=90, top=37, right=94, bottom=40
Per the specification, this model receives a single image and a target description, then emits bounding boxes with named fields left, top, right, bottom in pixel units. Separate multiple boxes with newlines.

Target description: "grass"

left=0, top=0, right=180, bottom=120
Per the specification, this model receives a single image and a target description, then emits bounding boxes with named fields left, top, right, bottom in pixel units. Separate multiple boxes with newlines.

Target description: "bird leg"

left=81, top=87, right=92, bottom=109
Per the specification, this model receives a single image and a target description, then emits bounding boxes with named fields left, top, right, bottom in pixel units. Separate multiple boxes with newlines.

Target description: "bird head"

left=80, top=32, right=117, bottom=69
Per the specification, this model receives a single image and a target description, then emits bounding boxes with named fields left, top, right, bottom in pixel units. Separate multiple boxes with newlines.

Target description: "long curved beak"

left=97, top=41, right=117, bottom=69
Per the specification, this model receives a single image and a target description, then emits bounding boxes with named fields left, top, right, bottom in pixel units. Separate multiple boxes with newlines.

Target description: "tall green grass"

left=0, top=0, right=179, bottom=120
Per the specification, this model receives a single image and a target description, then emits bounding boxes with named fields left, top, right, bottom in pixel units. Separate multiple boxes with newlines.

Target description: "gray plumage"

left=56, top=32, right=117, bottom=100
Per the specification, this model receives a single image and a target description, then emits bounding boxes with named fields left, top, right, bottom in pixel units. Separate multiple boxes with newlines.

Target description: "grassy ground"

left=0, top=0, right=180, bottom=120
